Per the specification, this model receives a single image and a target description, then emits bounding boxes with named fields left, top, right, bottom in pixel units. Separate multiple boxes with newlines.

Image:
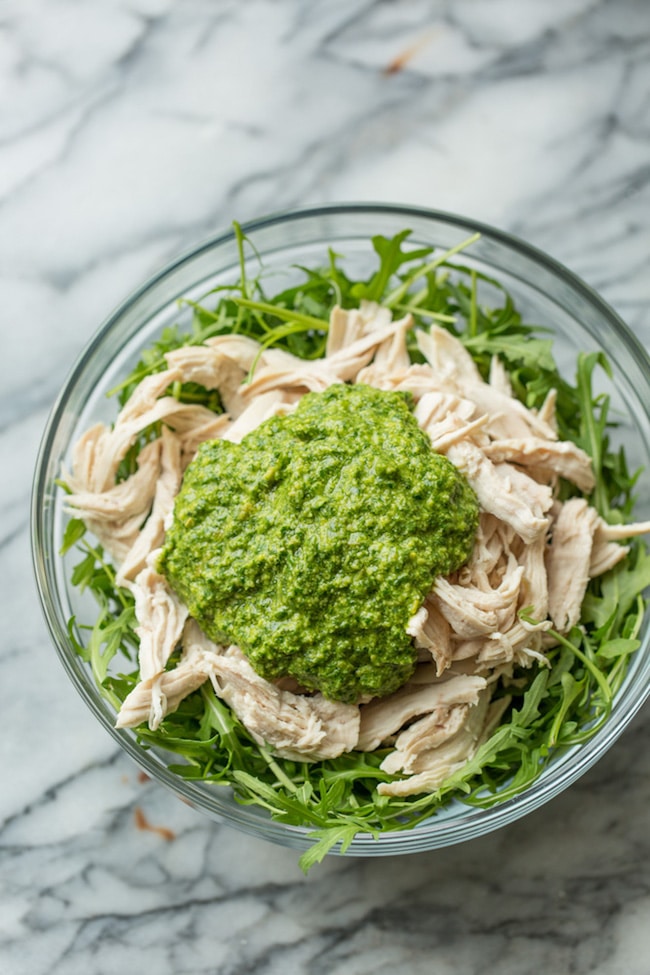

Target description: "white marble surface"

left=2, top=1, right=650, bottom=972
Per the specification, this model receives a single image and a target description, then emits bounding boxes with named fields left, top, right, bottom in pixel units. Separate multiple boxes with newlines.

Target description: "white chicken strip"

left=537, top=388, right=558, bottom=434
left=431, top=415, right=490, bottom=453
left=447, top=440, right=550, bottom=543
left=414, top=390, right=490, bottom=451
left=240, top=362, right=334, bottom=398
left=118, top=368, right=181, bottom=423
left=357, top=674, right=487, bottom=752
left=517, top=532, right=549, bottom=620
left=77, top=513, right=153, bottom=565
left=589, top=539, right=629, bottom=576
left=115, top=654, right=212, bottom=730
left=587, top=515, right=650, bottom=576
left=413, top=331, right=552, bottom=442
left=87, top=399, right=222, bottom=494
left=207, top=647, right=360, bottom=761
left=116, top=619, right=228, bottom=729
left=432, top=577, right=498, bottom=637
left=378, top=690, right=507, bottom=795
left=483, top=437, right=595, bottom=493
left=165, top=344, right=250, bottom=418
left=416, top=325, right=483, bottom=387
left=407, top=601, right=453, bottom=675
left=498, top=462, right=554, bottom=520
left=368, top=315, right=413, bottom=374
left=326, top=306, right=360, bottom=356
left=179, top=414, right=232, bottom=465
left=463, top=380, right=558, bottom=441
left=204, top=334, right=262, bottom=369
left=380, top=700, right=482, bottom=776
left=131, top=557, right=189, bottom=684
left=116, top=427, right=183, bottom=585
left=325, top=302, right=390, bottom=356
left=415, top=330, right=559, bottom=440
left=432, top=561, right=524, bottom=640
left=67, top=423, right=114, bottom=495
left=165, top=344, right=232, bottom=390
left=65, top=439, right=163, bottom=561
left=325, top=299, right=402, bottom=362
left=475, top=619, right=551, bottom=668
left=65, top=438, right=161, bottom=524
left=460, top=512, right=508, bottom=591
left=222, top=390, right=292, bottom=443
left=488, top=355, right=513, bottom=396
left=242, top=313, right=413, bottom=398
left=546, top=498, right=601, bottom=632
left=414, top=390, right=478, bottom=429
left=594, top=517, right=650, bottom=541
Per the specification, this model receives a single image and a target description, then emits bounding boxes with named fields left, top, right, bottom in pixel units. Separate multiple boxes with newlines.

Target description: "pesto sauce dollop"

left=159, top=384, right=479, bottom=703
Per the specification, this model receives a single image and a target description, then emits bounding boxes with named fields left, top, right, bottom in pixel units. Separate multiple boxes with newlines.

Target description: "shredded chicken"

left=223, top=390, right=293, bottom=443
left=131, top=557, right=189, bottom=680
left=446, top=441, right=551, bottom=543
left=65, top=439, right=162, bottom=561
left=488, top=354, right=513, bottom=396
left=240, top=311, right=413, bottom=400
left=207, top=647, right=360, bottom=761
left=66, top=299, right=650, bottom=801
left=482, top=438, right=595, bottom=493
left=115, top=628, right=217, bottom=731
left=357, top=673, right=486, bottom=751
left=377, top=690, right=511, bottom=796
left=406, top=601, right=453, bottom=675
left=116, top=427, right=183, bottom=585
left=546, top=498, right=601, bottom=632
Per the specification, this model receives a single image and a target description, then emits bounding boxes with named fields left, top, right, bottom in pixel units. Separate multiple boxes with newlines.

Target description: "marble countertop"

left=2, top=1, right=650, bottom=972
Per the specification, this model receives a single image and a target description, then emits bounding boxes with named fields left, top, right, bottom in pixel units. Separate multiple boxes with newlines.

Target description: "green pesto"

left=159, top=384, right=479, bottom=703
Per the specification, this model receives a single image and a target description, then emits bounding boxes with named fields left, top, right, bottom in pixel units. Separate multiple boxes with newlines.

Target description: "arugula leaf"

left=60, top=517, right=86, bottom=555
left=596, top=638, right=641, bottom=660
left=582, top=543, right=650, bottom=631
left=351, top=231, right=432, bottom=302
left=86, top=604, right=136, bottom=688
left=511, top=670, right=549, bottom=727
left=464, top=333, right=555, bottom=373
left=298, top=824, right=361, bottom=873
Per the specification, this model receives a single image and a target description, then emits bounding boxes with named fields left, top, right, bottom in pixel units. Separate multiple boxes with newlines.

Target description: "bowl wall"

left=32, top=203, right=650, bottom=855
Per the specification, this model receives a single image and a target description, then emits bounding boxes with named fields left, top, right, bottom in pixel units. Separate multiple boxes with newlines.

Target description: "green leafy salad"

left=61, top=225, right=650, bottom=871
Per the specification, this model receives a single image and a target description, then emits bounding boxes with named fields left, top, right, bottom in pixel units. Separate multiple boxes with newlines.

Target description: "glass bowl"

left=32, top=203, right=650, bottom=857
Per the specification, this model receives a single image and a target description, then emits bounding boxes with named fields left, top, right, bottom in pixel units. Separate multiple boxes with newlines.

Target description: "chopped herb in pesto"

left=159, top=383, right=479, bottom=702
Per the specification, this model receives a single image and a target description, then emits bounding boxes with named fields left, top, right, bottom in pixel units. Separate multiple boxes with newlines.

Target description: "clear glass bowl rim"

left=31, top=201, right=650, bottom=856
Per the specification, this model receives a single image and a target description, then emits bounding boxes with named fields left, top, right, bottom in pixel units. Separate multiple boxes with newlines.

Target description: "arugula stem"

left=233, top=220, right=248, bottom=333
left=232, top=296, right=328, bottom=331
left=391, top=302, right=456, bottom=324
left=546, top=627, right=613, bottom=707
left=181, top=298, right=222, bottom=323
left=244, top=319, right=326, bottom=382
left=469, top=269, right=478, bottom=337
left=577, top=353, right=611, bottom=516
left=257, top=745, right=300, bottom=794
left=384, top=232, right=481, bottom=308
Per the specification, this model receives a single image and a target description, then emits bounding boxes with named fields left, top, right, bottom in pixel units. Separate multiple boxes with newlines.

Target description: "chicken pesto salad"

left=60, top=226, right=650, bottom=869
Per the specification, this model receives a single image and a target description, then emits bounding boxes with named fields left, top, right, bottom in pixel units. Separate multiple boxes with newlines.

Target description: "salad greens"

left=62, top=224, right=650, bottom=872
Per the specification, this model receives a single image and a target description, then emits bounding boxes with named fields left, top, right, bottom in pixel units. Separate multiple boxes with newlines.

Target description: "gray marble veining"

left=2, top=1, right=650, bottom=973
